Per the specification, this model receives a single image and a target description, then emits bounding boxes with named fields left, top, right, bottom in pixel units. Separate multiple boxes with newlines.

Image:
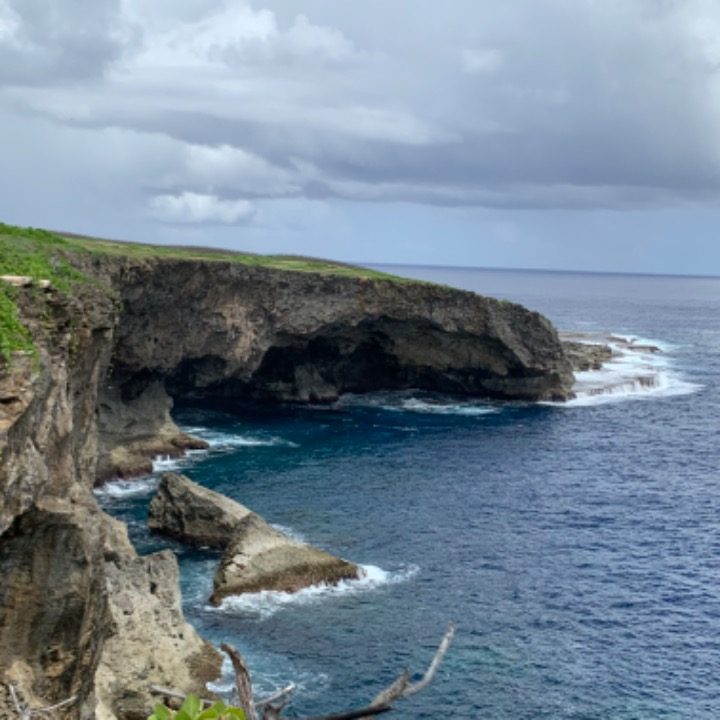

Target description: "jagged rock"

left=95, top=257, right=574, bottom=412
left=96, top=382, right=208, bottom=484
left=94, top=520, right=221, bottom=720
left=562, top=341, right=613, bottom=371
left=148, top=472, right=360, bottom=603
left=148, top=472, right=252, bottom=549
left=211, top=513, right=360, bottom=605
left=0, top=284, right=220, bottom=719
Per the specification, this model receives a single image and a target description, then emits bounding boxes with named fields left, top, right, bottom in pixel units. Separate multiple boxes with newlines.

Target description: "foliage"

left=148, top=695, right=245, bottom=720
left=0, top=223, right=90, bottom=360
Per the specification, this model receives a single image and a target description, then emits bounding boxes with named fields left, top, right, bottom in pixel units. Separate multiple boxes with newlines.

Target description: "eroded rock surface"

left=148, top=472, right=359, bottom=602
left=148, top=472, right=253, bottom=548
left=212, top=513, right=359, bottom=605
left=0, top=284, right=220, bottom=719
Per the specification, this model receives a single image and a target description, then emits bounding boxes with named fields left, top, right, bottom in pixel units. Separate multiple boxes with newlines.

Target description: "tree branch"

left=221, top=643, right=258, bottom=720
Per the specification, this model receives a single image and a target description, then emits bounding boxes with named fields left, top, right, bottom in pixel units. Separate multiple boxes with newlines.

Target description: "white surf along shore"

left=557, top=331, right=701, bottom=407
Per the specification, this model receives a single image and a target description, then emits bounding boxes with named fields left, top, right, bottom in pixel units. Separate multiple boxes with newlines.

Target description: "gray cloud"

left=3, top=0, right=720, bottom=222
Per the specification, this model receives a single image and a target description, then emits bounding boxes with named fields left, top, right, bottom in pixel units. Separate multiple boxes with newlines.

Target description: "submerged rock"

left=148, top=472, right=253, bottom=549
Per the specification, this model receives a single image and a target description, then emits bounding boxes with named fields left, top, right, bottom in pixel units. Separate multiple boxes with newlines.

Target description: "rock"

left=561, top=341, right=613, bottom=371
left=0, top=274, right=33, bottom=287
left=148, top=472, right=253, bottom=549
left=147, top=472, right=360, bottom=603
left=92, top=256, right=574, bottom=409
left=96, top=382, right=208, bottom=484
left=211, top=513, right=360, bottom=605
left=0, top=283, right=221, bottom=719
left=94, top=526, right=221, bottom=720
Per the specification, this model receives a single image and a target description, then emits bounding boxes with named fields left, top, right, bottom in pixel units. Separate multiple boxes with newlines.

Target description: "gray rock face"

left=99, top=258, right=574, bottom=411
left=96, top=382, right=208, bottom=484
left=0, top=285, right=220, bottom=719
left=149, top=472, right=253, bottom=549
left=562, top=341, right=613, bottom=371
left=212, top=513, right=360, bottom=605
left=148, top=473, right=360, bottom=602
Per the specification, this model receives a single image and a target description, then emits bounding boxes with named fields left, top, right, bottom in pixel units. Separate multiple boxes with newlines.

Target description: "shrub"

left=148, top=694, right=245, bottom=720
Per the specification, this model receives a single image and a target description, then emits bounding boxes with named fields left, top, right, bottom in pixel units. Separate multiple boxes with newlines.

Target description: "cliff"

left=0, top=223, right=575, bottom=718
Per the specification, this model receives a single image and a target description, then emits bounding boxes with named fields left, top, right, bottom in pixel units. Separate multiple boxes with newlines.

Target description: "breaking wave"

left=210, top=563, right=419, bottom=620
left=557, top=333, right=702, bottom=407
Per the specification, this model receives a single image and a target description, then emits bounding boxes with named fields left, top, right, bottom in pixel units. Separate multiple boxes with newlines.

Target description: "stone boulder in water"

left=148, top=472, right=252, bottom=549
left=147, top=473, right=359, bottom=603
left=211, top=514, right=359, bottom=605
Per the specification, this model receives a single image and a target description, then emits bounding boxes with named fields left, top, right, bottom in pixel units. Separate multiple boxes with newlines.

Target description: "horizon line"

left=365, top=261, right=720, bottom=281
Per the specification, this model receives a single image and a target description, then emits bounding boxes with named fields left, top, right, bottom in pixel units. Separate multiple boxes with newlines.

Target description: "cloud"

left=462, top=48, right=503, bottom=75
left=149, top=192, right=256, bottom=224
left=4, top=0, right=720, bottom=229
left=0, top=0, right=136, bottom=85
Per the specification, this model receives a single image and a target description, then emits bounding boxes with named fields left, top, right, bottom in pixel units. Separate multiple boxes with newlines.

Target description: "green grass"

left=0, top=223, right=94, bottom=361
left=56, top=229, right=407, bottom=282
left=0, top=220, right=423, bottom=362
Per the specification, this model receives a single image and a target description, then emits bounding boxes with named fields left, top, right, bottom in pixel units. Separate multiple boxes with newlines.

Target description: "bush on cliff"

left=148, top=695, right=245, bottom=720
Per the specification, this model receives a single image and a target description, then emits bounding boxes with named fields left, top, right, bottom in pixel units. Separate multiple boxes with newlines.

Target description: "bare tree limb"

left=5, top=684, right=76, bottom=719
left=256, top=683, right=296, bottom=709
left=301, top=706, right=392, bottom=720
left=221, top=643, right=258, bottom=720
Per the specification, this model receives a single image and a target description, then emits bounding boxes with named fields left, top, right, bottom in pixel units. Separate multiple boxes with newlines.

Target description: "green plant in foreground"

left=148, top=695, right=245, bottom=720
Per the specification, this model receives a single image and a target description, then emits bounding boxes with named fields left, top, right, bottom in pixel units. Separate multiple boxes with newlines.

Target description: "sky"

left=2, top=0, right=720, bottom=274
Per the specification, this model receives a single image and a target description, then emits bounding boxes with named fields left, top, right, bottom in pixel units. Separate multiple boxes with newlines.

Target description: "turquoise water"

left=97, top=267, right=720, bottom=719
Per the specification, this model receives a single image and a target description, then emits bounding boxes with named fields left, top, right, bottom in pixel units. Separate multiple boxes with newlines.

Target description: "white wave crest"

left=94, top=476, right=158, bottom=499
left=338, top=392, right=498, bottom=417
left=210, top=563, right=419, bottom=620
left=395, top=398, right=498, bottom=416
left=556, top=333, right=702, bottom=407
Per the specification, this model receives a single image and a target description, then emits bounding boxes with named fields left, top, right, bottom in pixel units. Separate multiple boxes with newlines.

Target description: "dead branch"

left=221, top=643, right=258, bottom=720
left=5, top=684, right=77, bottom=719
left=256, top=683, right=296, bottom=708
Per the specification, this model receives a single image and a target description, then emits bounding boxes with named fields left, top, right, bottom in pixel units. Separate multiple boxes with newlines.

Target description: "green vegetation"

left=148, top=695, right=244, bottom=720
left=0, top=223, right=92, bottom=360
left=0, top=219, right=420, bottom=362
left=56, top=229, right=405, bottom=281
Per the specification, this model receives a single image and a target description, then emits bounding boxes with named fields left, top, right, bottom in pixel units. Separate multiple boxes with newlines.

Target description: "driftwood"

left=147, top=622, right=455, bottom=720
left=223, top=623, right=455, bottom=720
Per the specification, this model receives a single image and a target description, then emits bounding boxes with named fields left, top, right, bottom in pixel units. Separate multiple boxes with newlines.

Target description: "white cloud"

left=462, top=48, right=503, bottom=75
left=0, top=0, right=19, bottom=42
left=149, top=192, right=256, bottom=224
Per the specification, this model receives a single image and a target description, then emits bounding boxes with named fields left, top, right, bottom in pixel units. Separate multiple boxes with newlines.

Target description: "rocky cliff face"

left=87, top=256, right=573, bottom=477
left=0, top=282, right=220, bottom=719
left=0, top=243, right=576, bottom=718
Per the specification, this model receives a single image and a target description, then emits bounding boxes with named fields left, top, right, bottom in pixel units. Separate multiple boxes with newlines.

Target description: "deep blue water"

left=97, top=267, right=720, bottom=719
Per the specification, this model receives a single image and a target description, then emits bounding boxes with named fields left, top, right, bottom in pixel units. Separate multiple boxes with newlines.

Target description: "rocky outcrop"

left=562, top=340, right=613, bottom=372
left=212, top=513, right=359, bottom=605
left=96, top=382, right=208, bottom=483
left=0, top=232, right=579, bottom=717
left=0, top=283, right=220, bottom=719
left=148, top=473, right=360, bottom=602
left=148, top=472, right=253, bottom=549
left=94, top=518, right=221, bottom=720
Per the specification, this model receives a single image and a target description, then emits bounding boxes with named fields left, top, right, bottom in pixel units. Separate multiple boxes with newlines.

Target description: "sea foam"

left=556, top=333, right=702, bottom=407
left=209, top=563, right=419, bottom=620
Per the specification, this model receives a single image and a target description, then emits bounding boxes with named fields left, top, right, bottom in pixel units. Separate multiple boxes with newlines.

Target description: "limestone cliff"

left=84, top=254, right=574, bottom=477
left=0, top=280, right=220, bottom=720
left=0, top=226, right=577, bottom=718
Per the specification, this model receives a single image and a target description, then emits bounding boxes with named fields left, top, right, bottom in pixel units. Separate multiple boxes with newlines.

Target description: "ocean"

left=96, top=266, right=719, bottom=719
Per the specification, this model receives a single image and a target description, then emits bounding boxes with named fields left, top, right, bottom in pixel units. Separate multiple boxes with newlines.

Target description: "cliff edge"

left=0, top=223, right=575, bottom=718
